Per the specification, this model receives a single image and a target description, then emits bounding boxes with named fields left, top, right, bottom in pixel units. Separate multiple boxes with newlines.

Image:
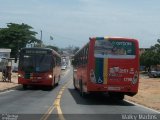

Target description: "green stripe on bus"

left=95, top=58, right=104, bottom=84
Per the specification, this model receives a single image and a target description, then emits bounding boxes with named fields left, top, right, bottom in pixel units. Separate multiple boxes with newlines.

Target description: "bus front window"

left=19, top=54, right=53, bottom=72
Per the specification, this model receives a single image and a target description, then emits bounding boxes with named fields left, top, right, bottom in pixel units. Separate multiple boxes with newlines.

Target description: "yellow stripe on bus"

left=103, top=58, right=108, bottom=84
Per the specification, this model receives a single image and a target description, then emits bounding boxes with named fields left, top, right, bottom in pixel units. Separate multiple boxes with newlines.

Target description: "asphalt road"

left=0, top=67, right=159, bottom=120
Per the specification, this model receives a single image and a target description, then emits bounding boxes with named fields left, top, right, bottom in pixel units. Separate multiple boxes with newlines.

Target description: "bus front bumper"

left=18, top=78, right=53, bottom=86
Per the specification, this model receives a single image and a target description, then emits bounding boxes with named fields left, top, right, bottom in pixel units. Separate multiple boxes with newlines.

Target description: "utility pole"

left=40, top=30, right=42, bottom=47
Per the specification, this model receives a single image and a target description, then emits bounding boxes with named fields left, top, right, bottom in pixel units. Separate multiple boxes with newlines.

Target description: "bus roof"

left=90, top=37, right=138, bottom=41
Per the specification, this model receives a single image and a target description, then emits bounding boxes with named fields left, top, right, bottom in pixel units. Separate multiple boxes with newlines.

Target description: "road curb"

left=0, top=84, right=22, bottom=93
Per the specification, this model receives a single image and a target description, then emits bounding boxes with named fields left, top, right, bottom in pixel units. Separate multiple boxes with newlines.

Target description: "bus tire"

left=23, top=85, right=27, bottom=89
left=73, top=78, right=77, bottom=90
left=55, top=77, right=59, bottom=86
left=56, top=75, right=60, bottom=86
left=54, top=77, right=57, bottom=86
left=109, top=92, right=124, bottom=101
left=118, top=94, right=124, bottom=100
left=79, top=80, right=86, bottom=97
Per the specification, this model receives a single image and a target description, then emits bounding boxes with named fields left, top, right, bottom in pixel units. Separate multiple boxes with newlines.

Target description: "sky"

left=0, top=0, right=160, bottom=48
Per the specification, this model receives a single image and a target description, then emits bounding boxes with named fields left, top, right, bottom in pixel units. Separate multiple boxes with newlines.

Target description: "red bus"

left=73, top=37, right=139, bottom=100
left=18, top=48, right=61, bottom=89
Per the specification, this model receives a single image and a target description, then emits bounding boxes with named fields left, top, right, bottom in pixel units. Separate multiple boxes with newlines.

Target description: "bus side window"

left=85, top=46, right=88, bottom=64
left=73, top=59, right=76, bottom=66
left=78, top=54, right=80, bottom=66
left=81, top=52, right=83, bottom=66
left=55, top=57, right=60, bottom=66
left=75, top=59, right=77, bottom=67
left=85, top=47, right=87, bottom=65
left=76, top=57, right=78, bottom=66
left=52, top=57, right=56, bottom=68
left=80, top=52, right=83, bottom=66
left=79, top=53, right=81, bottom=66
left=83, top=49, right=85, bottom=65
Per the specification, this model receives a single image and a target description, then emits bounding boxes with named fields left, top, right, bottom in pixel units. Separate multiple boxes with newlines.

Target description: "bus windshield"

left=19, top=54, right=53, bottom=73
left=94, top=40, right=136, bottom=59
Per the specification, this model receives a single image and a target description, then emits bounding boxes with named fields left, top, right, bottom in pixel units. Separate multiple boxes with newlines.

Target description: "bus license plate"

left=108, top=86, right=121, bottom=91
left=32, top=80, right=37, bottom=82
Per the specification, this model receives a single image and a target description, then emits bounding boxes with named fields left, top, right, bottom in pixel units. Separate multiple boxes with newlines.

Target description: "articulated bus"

left=73, top=37, right=139, bottom=100
left=18, top=48, right=61, bottom=89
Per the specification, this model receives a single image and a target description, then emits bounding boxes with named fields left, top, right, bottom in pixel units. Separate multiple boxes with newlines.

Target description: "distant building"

left=0, top=49, right=11, bottom=59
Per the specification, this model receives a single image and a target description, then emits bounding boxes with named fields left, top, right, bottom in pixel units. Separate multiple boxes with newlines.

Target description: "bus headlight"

left=48, top=74, right=53, bottom=79
left=132, top=71, right=138, bottom=84
left=18, top=73, right=24, bottom=78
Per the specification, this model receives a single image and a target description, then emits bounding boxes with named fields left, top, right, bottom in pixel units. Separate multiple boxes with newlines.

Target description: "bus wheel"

left=56, top=75, right=60, bottom=86
left=73, top=78, right=77, bottom=90
left=23, top=85, right=27, bottom=89
left=54, top=77, right=58, bottom=86
left=79, top=80, right=86, bottom=97
left=109, top=92, right=124, bottom=101
left=118, top=94, right=124, bottom=100
left=48, top=86, right=54, bottom=90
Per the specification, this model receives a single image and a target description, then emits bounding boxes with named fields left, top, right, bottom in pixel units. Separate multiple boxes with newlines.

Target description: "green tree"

left=0, top=23, right=40, bottom=57
left=140, top=39, right=160, bottom=71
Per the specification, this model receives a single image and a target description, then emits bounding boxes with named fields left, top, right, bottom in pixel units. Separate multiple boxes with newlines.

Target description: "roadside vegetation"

left=0, top=23, right=41, bottom=57
left=140, top=39, right=160, bottom=72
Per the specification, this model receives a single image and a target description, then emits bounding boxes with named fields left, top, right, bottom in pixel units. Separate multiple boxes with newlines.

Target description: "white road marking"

left=125, top=100, right=160, bottom=114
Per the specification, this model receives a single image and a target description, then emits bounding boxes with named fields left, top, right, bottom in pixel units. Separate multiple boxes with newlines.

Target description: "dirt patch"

left=125, top=74, right=160, bottom=111
left=0, top=72, right=19, bottom=91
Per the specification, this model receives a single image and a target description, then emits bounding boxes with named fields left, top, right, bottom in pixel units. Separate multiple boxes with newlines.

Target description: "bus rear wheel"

left=79, top=80, right=87, bottom=97
left=23, top=85, right=27, bottom=89
left=109, top=92, right=124, bottom=101
left=73, top=78, right=77, bottom=90
left=55, top=76, right=60, bottom=86
left=57, top=75, right=61, bottom=85
left=48, top=85, right=54, bottom=90
left=117, top=94, right=124, bottom=100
